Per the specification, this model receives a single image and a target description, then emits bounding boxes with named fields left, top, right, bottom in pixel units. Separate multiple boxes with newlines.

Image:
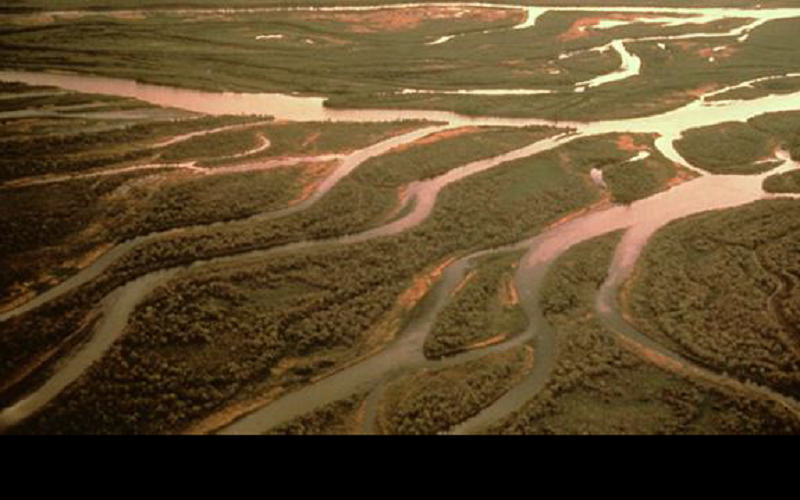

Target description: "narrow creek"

left=1, top=2, right=800, bottom=434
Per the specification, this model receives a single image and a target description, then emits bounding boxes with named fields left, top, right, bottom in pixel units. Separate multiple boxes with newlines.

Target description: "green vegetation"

left=6, top=1, right=800, bottom=12
left=560, top=133, right=688, bottom=204
left=602, top=154, right=684, bottom=204
left=749, top=111, right=800, bottom=161
left=491, top=232, right=800, bottom=435
left=675, top=122, right=777, bottom=175
left=376, top=347, right=533, bottom=435
left=424, top=252, right=527, bottom=359
left=160, top=129, right=264, bottom=164
left=0, top=115, right=262, bottom=182
left=5, top=123, right=697, bottom=428
left=0, top=172, right=152, bottom=305
left=706, top=77, right=800, bottom=103
left=11, top=126, right=602, bottom=434
left=675, top=111, right=800, bottom=176
left=626, top=199, right=800, bottom=398
left=115, top=165, right=326, bottom=239
left=0, top=81, right=49, bottom=93
left=267, top=393, right=367, bottom=435
left=329, top=17, right=800, bottom=120
left=108, top=129, right=688, bottom=285
left=0, top=91, right=429, bottom=305
left=4, top=1, right=800, bottom=436
left=159, top=121, right=429, bottom=166
left=197, top=121, right=431, bottom=168
left=0, top=88, right=143, bottom=113
left=104, top=126, right=562, bottom=280
left=3, top=6, right=799, bottom=120
left=764, top=170, right=800, bottom=194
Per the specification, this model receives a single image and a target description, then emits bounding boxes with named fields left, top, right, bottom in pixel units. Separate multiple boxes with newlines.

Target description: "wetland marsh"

left=1, top=0, right=799, bottom=435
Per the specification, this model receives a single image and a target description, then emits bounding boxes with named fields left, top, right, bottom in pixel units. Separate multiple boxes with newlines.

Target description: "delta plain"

left=1, top=0, right=800, bottom=435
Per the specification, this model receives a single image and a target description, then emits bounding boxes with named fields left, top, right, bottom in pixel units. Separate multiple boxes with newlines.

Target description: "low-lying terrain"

left=1, top=0, right=800, bottom=435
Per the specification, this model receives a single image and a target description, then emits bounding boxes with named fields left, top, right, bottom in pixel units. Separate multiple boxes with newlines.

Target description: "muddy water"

left=2, top=3, right=800, bottom=433
left=220, top=151, right=800, bottom=435
left=0, top=125, right=446, bottom=323
left=219, top=258, right=474, bottom=435
left=0, top=126, right=460, bottom=430
left=7, top=1, right=797, bottom=97
left=1, top=70, right=798, bottom=431
left=594, top=168, right=800, bottom=418
left=0, top=124, right=571, bottom=428
left=220, top=153, right=800, bottom=435
left=578, top=40, right=641, bottom=91
left=3, top=69, right=800, bottom=151
left=0, top=269, right=177, bottom=432
left=454, top=158, right=800, bottom=434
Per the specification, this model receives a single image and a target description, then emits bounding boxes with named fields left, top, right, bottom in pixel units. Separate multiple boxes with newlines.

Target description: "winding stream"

left=1, top=2, right=800, bottom=434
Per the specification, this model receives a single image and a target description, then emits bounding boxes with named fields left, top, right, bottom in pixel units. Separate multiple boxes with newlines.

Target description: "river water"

left=1, top=2, right=799, bottom=434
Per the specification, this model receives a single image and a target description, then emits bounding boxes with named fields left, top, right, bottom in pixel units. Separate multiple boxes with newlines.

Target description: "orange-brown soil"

left=391, top=126, right=483, bottom=154
left=560, top=14, right=663, bottom=42
left=290, top=161, right=339, bottom=205
left=452, top=270, right=478, bottom=297
left=698, top=45, right=739, bottom=60
left=499, top=276, right=520, bottom=307
left=545, top=197, right=614, bottom=233
left=616, top=134, right=650, bottom=153
left=398, top=258, right=457, bottom=310
left=300, top=7, right=521, bottom=34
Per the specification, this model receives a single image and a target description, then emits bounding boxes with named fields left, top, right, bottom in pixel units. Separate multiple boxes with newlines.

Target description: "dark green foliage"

left=231, top=121, right=431, bottom=160
left=0, top=115, right=261, bottom=181
left=353, top=127, right=559, bottom=188
left=377, top=347, right=532, bottom=435
left=763, top=170, right=800, bottom=194
left=603, top=153, right=682, bottom=204
left=749, top=111, right=800, bottom=161
left=676, top=111, right=800, bottom=179
left=675, top=122, right=776, bottom=175
left=113, top=167, right=311, bottom=239
left=707, top=77, right=800, bottom=103
left=267, top=393, right=367, bottom=435
left=424, top=252, right=528, bottom=359
left=160, top=128, right=263, bottom=164
left=13, top=135, right=600, bottom=434
left=493, top=232, right=800, bottom=435
left=627, top=200, right=800, bottom=397
left=105, top=127, right=563, bottom=280
left=5, top=7, right=800, bottom=120
left=0, top=172, right=151, bottom=298
left=561, top=133, right=685, bottom=204
left=539, top=232, right=623, bottom=321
